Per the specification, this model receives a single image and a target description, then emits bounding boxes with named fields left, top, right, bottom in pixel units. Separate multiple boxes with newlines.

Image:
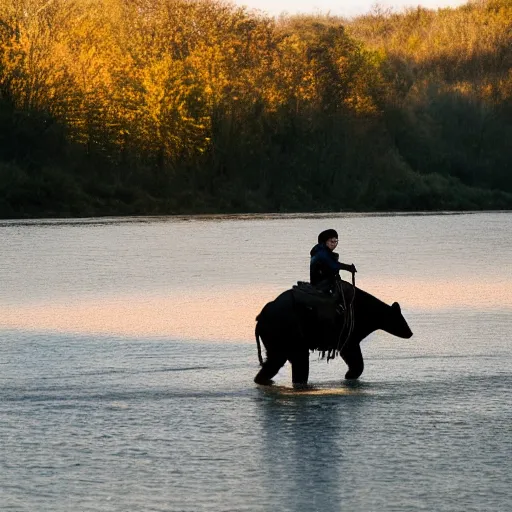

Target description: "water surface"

left=1, top=212, right=511, bottom=511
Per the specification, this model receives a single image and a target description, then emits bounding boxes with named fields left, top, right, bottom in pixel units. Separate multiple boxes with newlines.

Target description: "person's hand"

left=350, top=264, right=357, bottom=274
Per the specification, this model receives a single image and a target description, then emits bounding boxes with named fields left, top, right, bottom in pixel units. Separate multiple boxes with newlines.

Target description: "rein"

left=326, top=273, right=356, bottom=360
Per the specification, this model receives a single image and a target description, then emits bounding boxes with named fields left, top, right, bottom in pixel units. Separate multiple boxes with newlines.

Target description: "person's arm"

left=318, top=251, right=357, bottom=273
left=338, top=261, right=357, bottom=273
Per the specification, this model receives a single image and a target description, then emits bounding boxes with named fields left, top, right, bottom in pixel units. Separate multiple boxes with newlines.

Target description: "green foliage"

left=0, top=0, right=511, bottom=217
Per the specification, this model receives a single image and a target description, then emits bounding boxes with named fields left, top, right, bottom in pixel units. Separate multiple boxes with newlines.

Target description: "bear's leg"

left=289, top=348, right=310, bottom=387
left=341, top=343, right=364, bottom=379
left=254, top=352, right=287, bottom=385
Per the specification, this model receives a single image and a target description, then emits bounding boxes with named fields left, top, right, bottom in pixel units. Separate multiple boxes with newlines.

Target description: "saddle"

left=291, top=281, right=342, bottom=321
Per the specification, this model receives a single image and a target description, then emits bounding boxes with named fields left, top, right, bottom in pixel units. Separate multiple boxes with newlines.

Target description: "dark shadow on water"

left=254, top=382, right=368, bottom=511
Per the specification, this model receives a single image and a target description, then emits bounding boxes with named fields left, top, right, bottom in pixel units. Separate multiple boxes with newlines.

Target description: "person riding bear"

left=310, top=229, right=357, bottom=293
left=290, top=229, right=357, bottom=340
left=305, top=229, right=357, bottom=346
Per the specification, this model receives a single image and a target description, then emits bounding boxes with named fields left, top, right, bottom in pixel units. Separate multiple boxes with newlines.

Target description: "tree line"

left=0, top=0, right=511, bottom=218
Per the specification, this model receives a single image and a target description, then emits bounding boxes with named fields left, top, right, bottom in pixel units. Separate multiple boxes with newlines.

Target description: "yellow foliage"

left=2, top=0, right=507, bottom=166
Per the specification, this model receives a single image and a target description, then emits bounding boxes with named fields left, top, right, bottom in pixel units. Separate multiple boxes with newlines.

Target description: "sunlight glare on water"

left=1, top=212, right=510, bottom=340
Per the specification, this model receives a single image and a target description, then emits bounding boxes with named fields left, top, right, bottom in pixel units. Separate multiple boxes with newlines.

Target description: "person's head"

left=318, top=229, right=338, bottom=251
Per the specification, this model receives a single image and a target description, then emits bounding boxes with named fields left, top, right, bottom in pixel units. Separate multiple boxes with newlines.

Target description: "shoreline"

left=1, top=209, right=511, bottom=225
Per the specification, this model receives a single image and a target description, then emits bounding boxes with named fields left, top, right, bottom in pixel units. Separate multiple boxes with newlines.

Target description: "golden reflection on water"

left=361, top=277, right=512, bottom=312
left=1, top=278, right=510, bottom=340
left=262, top=385, right=363, bottom=397
left=1, top=286, right=279, bottom=341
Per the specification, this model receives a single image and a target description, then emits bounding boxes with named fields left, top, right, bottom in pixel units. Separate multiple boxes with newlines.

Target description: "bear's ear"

left=392, top=302, right=401, bottom=312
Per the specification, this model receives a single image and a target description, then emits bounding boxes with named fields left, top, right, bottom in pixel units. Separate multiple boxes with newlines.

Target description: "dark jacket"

left=310, top=243, right=353, bottom=290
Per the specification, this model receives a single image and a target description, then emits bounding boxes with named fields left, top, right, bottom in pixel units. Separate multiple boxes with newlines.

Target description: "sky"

left=232, top=0, right=470, bottom=18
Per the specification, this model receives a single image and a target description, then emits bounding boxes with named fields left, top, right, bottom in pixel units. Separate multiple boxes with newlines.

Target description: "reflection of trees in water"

left=256, top=388, right=367, bottom=512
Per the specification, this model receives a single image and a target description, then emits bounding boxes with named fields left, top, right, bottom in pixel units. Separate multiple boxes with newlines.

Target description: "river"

left=1, top=212, right=511, bottom=511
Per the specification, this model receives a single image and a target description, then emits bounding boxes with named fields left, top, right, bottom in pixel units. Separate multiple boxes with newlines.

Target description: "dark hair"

left=318, top=229, right=338, bottom=244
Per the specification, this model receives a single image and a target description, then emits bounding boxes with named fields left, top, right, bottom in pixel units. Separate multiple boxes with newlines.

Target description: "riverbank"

left=1, top=159, right=511, bottom=219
